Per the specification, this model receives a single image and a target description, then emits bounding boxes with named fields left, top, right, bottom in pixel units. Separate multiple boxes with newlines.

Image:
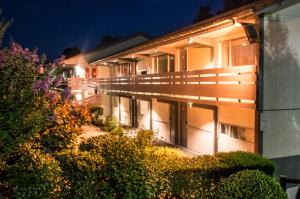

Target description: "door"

left=187, top=106, right=215, bottom=154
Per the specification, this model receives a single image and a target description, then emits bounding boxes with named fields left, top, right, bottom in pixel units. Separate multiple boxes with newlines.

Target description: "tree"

left=62, top=46, right=81, bottom=58
left=0, top=9, right=12, bottom=46
left=97, top=35, right=121, bottom=47
left=222, top=0, right=257, bottom=12
left=194, top=5, right=214, bottom=23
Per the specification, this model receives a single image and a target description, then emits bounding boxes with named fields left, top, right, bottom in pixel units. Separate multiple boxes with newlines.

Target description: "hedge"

left=54, top=150, right=107, bottom=199
left=148, top=150, right=275, bottom=198
left=6, top=144, right=63, bottom=199
left=215, top=170, right=287, bottom=199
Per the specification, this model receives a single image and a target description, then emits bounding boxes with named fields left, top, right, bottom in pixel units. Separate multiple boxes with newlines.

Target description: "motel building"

left=64, top=0, right=300, bottom=188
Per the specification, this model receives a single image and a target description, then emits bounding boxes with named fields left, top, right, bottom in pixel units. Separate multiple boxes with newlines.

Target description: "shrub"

left=38, top=102, right=91, bottom=152
left=54, top=150, right=107, bottom=199
left=215, top=170, right=287, bottom=199
left=103, top=115, right=124, bottom=136
left=90, top=106, right=103, bottom=126
left=6, top=143, right=63, bottom=199
left=160, top=151, right=275, bottom=198
left=136, top=129, right=155, bottom=147
left=79, top=135, right=105, bottom=152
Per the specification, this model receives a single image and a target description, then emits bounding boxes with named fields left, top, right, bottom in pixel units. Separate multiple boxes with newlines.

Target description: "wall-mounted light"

left=188, top=37, right=194, bottom=44
left=131, top=54, right=135, bottom=58
left=233, top=18, right=242, bottom=27
left=154, top=47, right=158, bottom=52
left=188, top=102, right=193, bottom=108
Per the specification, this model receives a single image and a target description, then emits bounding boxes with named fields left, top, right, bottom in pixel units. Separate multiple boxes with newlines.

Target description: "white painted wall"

left=120, top=97, right=131, bottom=126
left=187, top=107, right=215, bottom=154
left=152, top=99, right=170, bottom=142
left=112, top=96, right=119, bottom=121
left=137, top=100, right=151, bottom=129
left=102, top=94, right=111, bottom=117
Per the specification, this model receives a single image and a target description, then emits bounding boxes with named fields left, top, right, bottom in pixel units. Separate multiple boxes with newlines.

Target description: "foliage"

left=6, top=143, right=63, bottom=199
left=136, top=129, right=155, bottom=147
left=37, top=102, right=91, bottom=152
left=90, top=106, right=104, bottom=126
left=103, top=115, right=124, bottom=136
left=54, top=150, right=107, bottom=199
left=62, top=46, right=81, bottom=59
left=215, top=170, right=287, bottom=199
left=194, top=5, right=214, bottom=23
left=150, top=151, right=275, bottom=198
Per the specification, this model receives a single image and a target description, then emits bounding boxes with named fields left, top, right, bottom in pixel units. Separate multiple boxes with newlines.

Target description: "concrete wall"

left=137, top=99, right=151, bottom=129
left=152, top=99, right=170, bottom=142
left=262, top=2, right=300, bottom=181
left=187, top=106, right=215, bottom=154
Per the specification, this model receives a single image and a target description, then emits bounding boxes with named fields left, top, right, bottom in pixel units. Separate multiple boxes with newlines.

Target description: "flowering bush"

left=38, top=102, right=91, bottom=152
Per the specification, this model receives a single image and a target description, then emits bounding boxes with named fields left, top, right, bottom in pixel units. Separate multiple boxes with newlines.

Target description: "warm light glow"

left=233, top=18, right=242, bottom=27
left=75, top=65, right=85, bottom=78
left=188, top=37, right=194, bottom=44
left=154, top=47, right=158, bottom=52
left=188, top=102, right=193, bottom=108
left=75, top=93, right=82, bottom=101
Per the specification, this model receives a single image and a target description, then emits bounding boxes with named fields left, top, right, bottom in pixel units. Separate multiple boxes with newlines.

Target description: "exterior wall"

left=102, top=94, right=111, bottom=118
left=187, top=47, right=213, bottom=70
left=137, top=99, right=151, bottom=129
left=152, top=99, right=171, bottom=142
left=120, top=97, right=131, bottom=126
left=218, top=106, right=255, bottom=152
left=187, top=106, right=215, bottom=154
left=97, top=65, right=111, bottom=78
left=137, top=58, right=151, bottom=74
left=262, top=1, right=300, bottom=181
left=112, top=96, right=120, bottom=120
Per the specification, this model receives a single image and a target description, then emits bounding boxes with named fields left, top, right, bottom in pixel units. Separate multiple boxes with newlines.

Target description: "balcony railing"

left=69, top=65, right=257, bottom=109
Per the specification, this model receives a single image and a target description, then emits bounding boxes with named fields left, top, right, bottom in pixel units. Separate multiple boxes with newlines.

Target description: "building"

left=65, top=0, right=300, bottom=192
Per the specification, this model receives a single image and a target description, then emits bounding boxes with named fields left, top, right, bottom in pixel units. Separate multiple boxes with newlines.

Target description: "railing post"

left=280, top=175, right=287, bottom=192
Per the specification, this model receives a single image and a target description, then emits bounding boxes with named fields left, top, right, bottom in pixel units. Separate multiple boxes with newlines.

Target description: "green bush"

left=215, top=170, right=287, bottom=199
left=103, top=116, right=124, bottom=136
left=136, top=129, right=155, bottom=147
left=90, top=106, right=104, bottom=126
left=54, top=150, right=107, bottom=199
left=79, top=135, right=105, bottom=152
left=6, top=143, right=63, bottom=199
left=157, top=151, right=275, bottom=198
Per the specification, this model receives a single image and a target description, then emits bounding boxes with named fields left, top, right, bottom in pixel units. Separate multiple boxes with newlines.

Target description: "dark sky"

left=1, top=0, right=222, bottom=59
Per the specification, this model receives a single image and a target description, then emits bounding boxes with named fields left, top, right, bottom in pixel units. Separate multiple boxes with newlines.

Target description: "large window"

left=154, top=54, right=175, bottom=73
left=222, top=38, right=257, bottom=67
left=220, top=123, right=254, bottom=143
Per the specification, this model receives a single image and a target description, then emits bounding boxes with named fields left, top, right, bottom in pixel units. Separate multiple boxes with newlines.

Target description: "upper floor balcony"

left=68, top=65, right=257, bottom=109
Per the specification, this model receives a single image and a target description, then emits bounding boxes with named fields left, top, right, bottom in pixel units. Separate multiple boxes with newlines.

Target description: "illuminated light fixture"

left=188, top=102, right=193, bottom=108
left=188, top=37, right=194, bottom=44
left=131, top=54, right=135, bottom=58
left=75, top=65, right=85, bottom=77
left=154, top=47, right=158, bottom=52
left=103, top=62, right=108, bottom=65
left=233, top=18, right=242, bottom=27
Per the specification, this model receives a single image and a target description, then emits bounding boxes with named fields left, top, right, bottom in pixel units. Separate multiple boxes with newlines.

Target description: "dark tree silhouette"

left=222, top=0, right=257, bottom=12
left=98, top=35, right=121, bottom=47
left=62, top=46, right=81, bottom=58
left=194, top=5, right=214, bottom=23
left=0, top=10, right=12, bottom=46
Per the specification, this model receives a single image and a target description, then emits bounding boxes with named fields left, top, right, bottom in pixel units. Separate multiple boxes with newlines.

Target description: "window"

left=220, top=123, right=252, bottom=143
left=153, top=54, right=175, bottom=73
left=222, top=38, right=257, bottom=67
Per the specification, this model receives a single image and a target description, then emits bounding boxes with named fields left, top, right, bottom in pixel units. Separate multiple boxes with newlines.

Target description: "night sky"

left=1, top=0, right=223, bottom=59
